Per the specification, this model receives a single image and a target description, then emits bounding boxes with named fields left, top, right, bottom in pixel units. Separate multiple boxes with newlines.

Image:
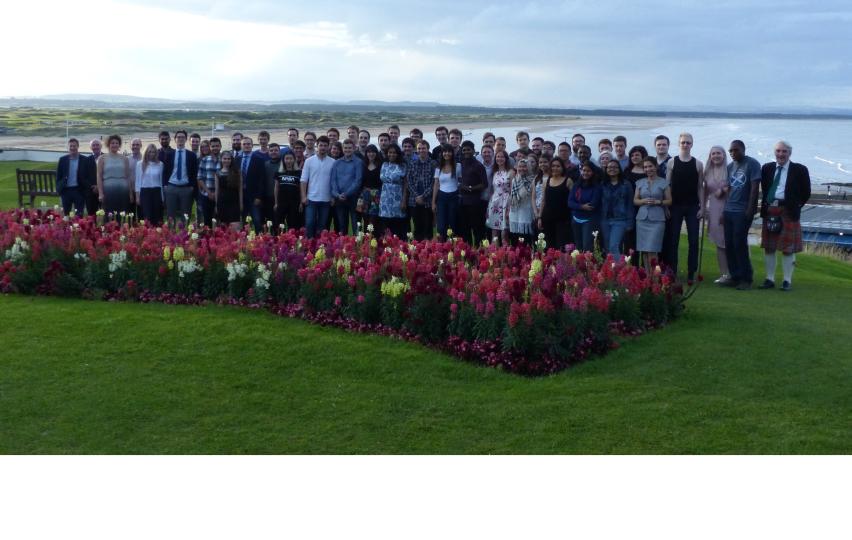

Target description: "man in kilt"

left=758, top=140, right=811, bottom=291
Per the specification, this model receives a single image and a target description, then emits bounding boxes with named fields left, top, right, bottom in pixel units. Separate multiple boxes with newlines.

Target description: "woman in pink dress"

left=703, top=145, right=730, bottom=283
left=486, top=150, right=513, bottom=245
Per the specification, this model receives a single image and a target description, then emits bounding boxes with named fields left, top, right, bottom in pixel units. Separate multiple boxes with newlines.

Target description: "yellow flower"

left=173, top=246, right=185, bottom=262
left=528, top=259, right=543, bottom=280
left=370, top=238, right=378, bottom=249
left=163, top=246, right=171, bottom=261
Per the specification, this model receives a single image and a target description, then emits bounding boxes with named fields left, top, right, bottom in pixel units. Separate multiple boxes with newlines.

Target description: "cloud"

left=2, top=0, right=851, bottom=109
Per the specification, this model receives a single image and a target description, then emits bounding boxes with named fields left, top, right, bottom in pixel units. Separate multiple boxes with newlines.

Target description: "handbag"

left=766, top=214, right=782, bottom=234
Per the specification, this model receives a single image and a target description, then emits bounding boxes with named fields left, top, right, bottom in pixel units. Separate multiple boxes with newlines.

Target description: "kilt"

left=761, top=205, right=802, bottom=254
left=356, top=188, right=381, bottom=216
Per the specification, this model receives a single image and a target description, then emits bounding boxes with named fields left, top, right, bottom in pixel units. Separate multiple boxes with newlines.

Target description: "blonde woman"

left=703, top=145, right=730, bottom=283
left=135, top=144, right=164, bottom=225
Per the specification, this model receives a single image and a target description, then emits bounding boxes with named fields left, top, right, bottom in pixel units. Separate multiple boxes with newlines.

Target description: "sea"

left=424, top=116, right=852, bottom=192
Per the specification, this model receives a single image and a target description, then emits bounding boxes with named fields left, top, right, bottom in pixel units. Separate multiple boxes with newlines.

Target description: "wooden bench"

left=16, top=169, right=59, bottom=208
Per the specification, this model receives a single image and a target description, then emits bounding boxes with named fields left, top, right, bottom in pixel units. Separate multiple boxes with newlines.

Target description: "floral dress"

left=379, top=162, right=407, bottom=218
left=486, top=169, right=511, bottom=230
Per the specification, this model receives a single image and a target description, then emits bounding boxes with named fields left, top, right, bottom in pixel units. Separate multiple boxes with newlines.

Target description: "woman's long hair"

left=219, top=151, right=241, bottom=190
left=438, top=143, right=456, bottom=177
left=705, top=145, right=728, bottom=186
left=141, top=143, right=159, bottom=174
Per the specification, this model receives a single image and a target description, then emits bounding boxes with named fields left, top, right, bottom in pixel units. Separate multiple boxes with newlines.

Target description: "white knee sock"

left=764, top=252, right=777, bottom=282
left=782, top=254, right=795, bottom=283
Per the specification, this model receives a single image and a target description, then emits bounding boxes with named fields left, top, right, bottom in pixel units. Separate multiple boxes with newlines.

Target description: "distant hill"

left=1, top=94, right=851, bottom=120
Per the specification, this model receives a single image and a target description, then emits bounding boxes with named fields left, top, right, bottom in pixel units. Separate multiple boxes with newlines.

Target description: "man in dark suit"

left=236, top=136, right=266, bottom=232
left=757, top=140, right=811, bottom=291
left=56, top=138, right=92, bottom=215
left=82, top=138, right=102, bottom=215
left=161, top=130, right=198, bottom=226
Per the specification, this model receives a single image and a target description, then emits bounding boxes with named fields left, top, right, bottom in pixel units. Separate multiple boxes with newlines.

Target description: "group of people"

left=54, top=124, right=811, bottom=290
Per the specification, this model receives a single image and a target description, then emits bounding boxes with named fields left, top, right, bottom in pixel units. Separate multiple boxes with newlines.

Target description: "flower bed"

left=0, top=209, right=683, bottom=376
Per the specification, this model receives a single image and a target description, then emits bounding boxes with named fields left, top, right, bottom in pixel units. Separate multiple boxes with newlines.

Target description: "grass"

left=0, top=107, right=562, bottom=136
left=1, top=241, right=850, bottom=454
left=0, top=160, right=56, bottom=209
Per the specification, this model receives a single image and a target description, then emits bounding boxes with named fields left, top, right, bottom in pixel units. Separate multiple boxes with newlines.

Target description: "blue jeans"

left=601, top=219, right=628, bottom=256
left=724, top=211, right=753, bottom=284
left=333, top=197, right=358, bottom=235
left=305, top=200, right=331, bottom=239
left=670, top=203, right=700, bottom=279
left=571, top=218, right=597, bottom=252
left=436, top=190, right=458, bottom=240
left=60, top=187, right=86, bottom=216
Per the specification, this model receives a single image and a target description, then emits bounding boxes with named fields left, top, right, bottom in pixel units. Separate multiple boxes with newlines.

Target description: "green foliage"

left=404, top=293, right=450, bottom=343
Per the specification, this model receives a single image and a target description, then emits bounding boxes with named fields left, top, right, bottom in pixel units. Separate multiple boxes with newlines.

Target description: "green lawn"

left=0, top=160, right=56, bottom=209
left=1, top=242, right=850, bottom=454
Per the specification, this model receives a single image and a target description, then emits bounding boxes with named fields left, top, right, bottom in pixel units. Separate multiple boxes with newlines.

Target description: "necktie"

left=242, top=155, right=250, bottom=177
left=768, top=165, right=782, bottom=204
left=176, top=150, right=183, bottom=182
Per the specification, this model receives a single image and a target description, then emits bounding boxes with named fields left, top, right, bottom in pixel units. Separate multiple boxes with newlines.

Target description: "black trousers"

left=84, top=186, right=99, bottom=216
left=139, top=187, right=164, bottom=226
left=382, top=217, right=409, bottom=239
left=276, top=188, right=304, bottom=233
left=409, top=204, right=433, bottom=241
left=457, top=202, right=486, bottom=246
left=541, top=218, right=572, bottom=251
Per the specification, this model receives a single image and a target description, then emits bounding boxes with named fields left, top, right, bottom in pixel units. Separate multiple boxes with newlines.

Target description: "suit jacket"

left=161, top=148, right=199, bottom=194
left=239, top=153, right=267, bottom=202
left=56, top=154, right=95, bottom=192
left=760, top=161, right=811, bottom=221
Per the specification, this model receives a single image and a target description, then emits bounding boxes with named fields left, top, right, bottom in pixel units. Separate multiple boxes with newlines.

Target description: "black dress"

left=216, top=170, right=241, bottom=223
left=541, top=178, right=572, bottom=250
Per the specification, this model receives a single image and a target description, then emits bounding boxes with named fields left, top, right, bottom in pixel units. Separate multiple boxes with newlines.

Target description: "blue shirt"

left=724, top=156, right=761, bottom=213
left=329, top=155, right=364, bottom=199
left=67, top=156, right=79, bottom=188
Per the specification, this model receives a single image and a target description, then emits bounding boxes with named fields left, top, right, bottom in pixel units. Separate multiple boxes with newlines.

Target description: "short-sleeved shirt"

left=724, top=156, right=761, bottom=213
left=300, top=154, right=336, bottom=202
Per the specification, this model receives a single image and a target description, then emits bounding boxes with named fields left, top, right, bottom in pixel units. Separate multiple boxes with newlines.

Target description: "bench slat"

left=16, top=169, right=59, bottom=208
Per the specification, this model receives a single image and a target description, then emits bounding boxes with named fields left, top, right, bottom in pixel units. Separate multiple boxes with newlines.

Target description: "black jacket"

left=56, top=154, right=95, bottom=192
left=760, top=161, right=811, bottom=221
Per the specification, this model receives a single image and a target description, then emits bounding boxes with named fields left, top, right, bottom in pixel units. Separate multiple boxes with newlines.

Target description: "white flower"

left=4, top=237, right=30, bottom=263
left=108, top=250, right=128, bottom=273
left=177, top=258, right=201, bottom=278
left=191, top=232, right=199, bottom=241
left=226, top=261, right=248, bottom=281
left=571, top=249, right=580, bottom=259
left=254, top=263, right=272, bottom=291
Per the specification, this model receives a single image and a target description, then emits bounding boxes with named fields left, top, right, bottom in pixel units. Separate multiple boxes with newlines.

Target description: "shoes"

left=687, top=279, right=694, bottom=286
left=715, top=275, right=734, bottom=286
left=757, top=279, right=775, bottom=289
left=736, top=282, right=752, bottom=290
left=781, top=280, right=792, bottom=291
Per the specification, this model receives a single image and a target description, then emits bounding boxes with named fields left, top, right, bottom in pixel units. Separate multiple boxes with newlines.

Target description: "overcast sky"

left=4, top=0, right=852, bottom=110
